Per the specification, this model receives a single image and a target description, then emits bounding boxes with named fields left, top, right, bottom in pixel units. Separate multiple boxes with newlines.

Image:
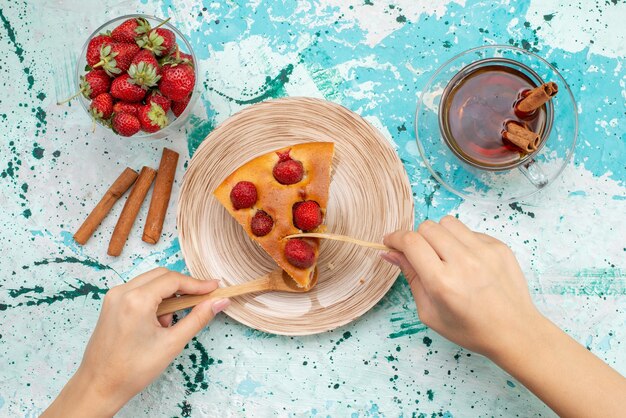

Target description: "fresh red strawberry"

left=93, top=43, right=140, bottom=76
left=128, top=50, right=161, bottom=88
left=293, top=201, right=322, bottom=231
left=89, top=93, right=113, bottom=120
left=171, top=95, right=190, bottom=117
left=58, top=69, right=111, bottom=105
left=111, top=74, right=147, bottom=102
left=158, top=63, right=195, bottom=101
left=162, top=44, right=194, bottom=67
left=273, top=155, right=304, bottom=184
left=230, top=181, right=257, bottom=209
left=111, top=17, right=151, bottom=43
left=174, top=51, right=193, bottom=66
left=284, top=239, right=315, bottom=269
left=138, top=27, right=176, bottom=57
left=86, top=33, right=112, bottom=67
left=79, top=69, right=111, bottom=99
left=112, top=112, right=140, bottom=137
left=131, top=50, right=161, bottom=74
left=112, top=101, right=141, bottom=116
left=146, top=90, right=171, bottom=113
left=138, top=102, right=169, bottom=133
left=178, top=51, right=193, bottom=64
left=251, top=210, right=274, bottom=236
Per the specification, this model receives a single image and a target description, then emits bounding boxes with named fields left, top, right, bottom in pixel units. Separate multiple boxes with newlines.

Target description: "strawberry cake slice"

left=213, top=142, right=334, bottom=288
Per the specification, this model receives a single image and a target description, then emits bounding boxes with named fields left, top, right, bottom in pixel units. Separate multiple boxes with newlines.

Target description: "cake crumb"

left=359, top=278, right=365, bottom=284
left=327, top=262, right=335, bottom=270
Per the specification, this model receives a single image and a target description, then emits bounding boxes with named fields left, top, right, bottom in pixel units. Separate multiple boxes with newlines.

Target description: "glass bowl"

left=76, top=14, right=199, bottom=140
left=415, top=45, right=578, bottom=203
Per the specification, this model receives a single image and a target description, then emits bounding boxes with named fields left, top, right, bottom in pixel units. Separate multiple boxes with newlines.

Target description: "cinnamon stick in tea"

left=516, top=81, right=558, bottom=114
left=108, top=166, right=157, bottom=256
left=503, top=122, right=540, bottom=153
left=143, top=148, right=179, bottom=244
left=74, top=167, right=138, bottom=245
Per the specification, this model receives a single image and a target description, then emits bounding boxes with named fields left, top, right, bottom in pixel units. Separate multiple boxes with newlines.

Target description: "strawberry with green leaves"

left=80, top=70, right=111, bottom=99
left=93, top=43, right=140, bottom=76
left=111, top=17, right=151, bottom=43
left=138, top=102, right=169, bottom=133
left=111, top=74, right=147, bottom=102
left=146, top=90, right=171, bottom=113
left=112, top=112, right=141, bottom=137
left=131, top=50, right=161, bottom=74
left=86, top=33, right=112, bottom=67
left=128, top=50, right=161, bottom=89
left=177, top=51, right=193, bottom=64
left=162, top=44, right=194, bottom=67
left=89, top=93, right=113, bottom=121
left=138, top=27, right=176, bottom=57
left=58, top=69, right=111, bottom=105
left=158, top=62, right=195, bottom=101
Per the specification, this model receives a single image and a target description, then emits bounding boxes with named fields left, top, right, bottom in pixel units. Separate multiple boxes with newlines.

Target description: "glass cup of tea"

left=415, top=45, right=578, bottom=202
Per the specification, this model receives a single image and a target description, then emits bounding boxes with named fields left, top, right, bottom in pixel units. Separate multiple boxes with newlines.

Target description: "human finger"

left=122, top=267, right=171, bottom=291
left=417, top=220, right=469, bottom=261
left=135, top=272, right=220, bottom=305
left=439, top=216, right=482, bottom=247
left=381, top=252, right=431, bottom=309
left=167, top=298, right=230, bottom=350
left=157, top=313, right=173, bottom=327
left=384, top=230, right=442, bottom=283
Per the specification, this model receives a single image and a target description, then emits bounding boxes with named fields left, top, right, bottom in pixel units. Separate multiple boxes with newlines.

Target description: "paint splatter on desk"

left=0, top=1, right=624, bottom=416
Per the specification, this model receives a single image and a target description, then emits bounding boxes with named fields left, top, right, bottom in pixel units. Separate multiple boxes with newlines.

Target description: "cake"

left=213, top=142, right=334, bottom=288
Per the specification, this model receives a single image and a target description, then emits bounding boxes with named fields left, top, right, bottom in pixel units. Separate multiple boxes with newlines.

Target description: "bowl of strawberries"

left=71, top=14, right=198, bottom=138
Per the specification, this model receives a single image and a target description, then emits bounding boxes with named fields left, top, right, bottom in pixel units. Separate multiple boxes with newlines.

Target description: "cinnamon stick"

left=107, top=166, right=157, bottom=256
left=142, top=148, right=179, bottom=244
left=516, top=81, right=558, bottom=113
left=74, top=167, right=138, bottom=245
left=502, top=122, right=540, bottom=153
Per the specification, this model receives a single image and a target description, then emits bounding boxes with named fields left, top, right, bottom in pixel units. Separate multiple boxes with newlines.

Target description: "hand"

left=42, top=268, right=230, bottom=418
left=383, top=216, right=626, bottom=418
left=382, top=216, right=540, bottom=358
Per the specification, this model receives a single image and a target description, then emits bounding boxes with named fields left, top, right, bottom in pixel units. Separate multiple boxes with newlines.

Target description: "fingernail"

left=207, top=279, right=220, bottom=288
left=380, top=253, right=400, bottom=266
left=211, top=298, right=231, bottom=315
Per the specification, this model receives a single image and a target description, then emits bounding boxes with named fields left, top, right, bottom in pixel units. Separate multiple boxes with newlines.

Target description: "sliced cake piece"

left=213, top=142, right=334, bottom=288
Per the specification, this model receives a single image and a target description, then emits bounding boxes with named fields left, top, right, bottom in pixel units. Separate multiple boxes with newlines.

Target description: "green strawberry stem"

left=57, top=90, right=82, bottom=105
left=151, top=17, right=171, bottom=32
left=135, top=18, right=151, bottom=35
left=92, top=61, right=104, bottom=69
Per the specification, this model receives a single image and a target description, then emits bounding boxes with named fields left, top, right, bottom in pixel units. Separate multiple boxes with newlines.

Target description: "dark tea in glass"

left=439, top=58, right=553, bottom=170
